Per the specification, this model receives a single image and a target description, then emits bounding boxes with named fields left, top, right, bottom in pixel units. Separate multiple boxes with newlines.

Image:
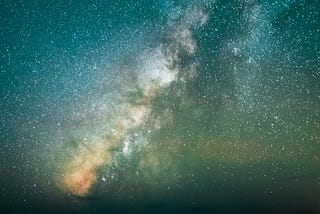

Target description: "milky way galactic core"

left=0, top=0, right=319, bottom=213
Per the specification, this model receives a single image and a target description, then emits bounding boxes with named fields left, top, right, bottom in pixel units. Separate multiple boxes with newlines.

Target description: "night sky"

left=1, top=0, right=320, bottom=213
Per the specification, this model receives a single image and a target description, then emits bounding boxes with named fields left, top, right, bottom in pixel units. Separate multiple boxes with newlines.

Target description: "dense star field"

left=0, top=0, right=319, bottom=213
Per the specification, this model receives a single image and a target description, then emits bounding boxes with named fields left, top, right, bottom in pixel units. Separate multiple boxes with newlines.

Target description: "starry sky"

left=0, top=0, right=320, bottom=213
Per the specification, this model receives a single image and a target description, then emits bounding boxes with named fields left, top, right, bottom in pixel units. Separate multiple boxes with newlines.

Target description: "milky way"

left=60, top=6, right=208, bottom=196
left=0, top=0, right=319, bottom=213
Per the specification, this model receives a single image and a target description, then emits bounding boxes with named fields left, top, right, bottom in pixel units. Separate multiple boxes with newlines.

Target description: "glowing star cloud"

left=60, top=7, right=208, bottom=196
